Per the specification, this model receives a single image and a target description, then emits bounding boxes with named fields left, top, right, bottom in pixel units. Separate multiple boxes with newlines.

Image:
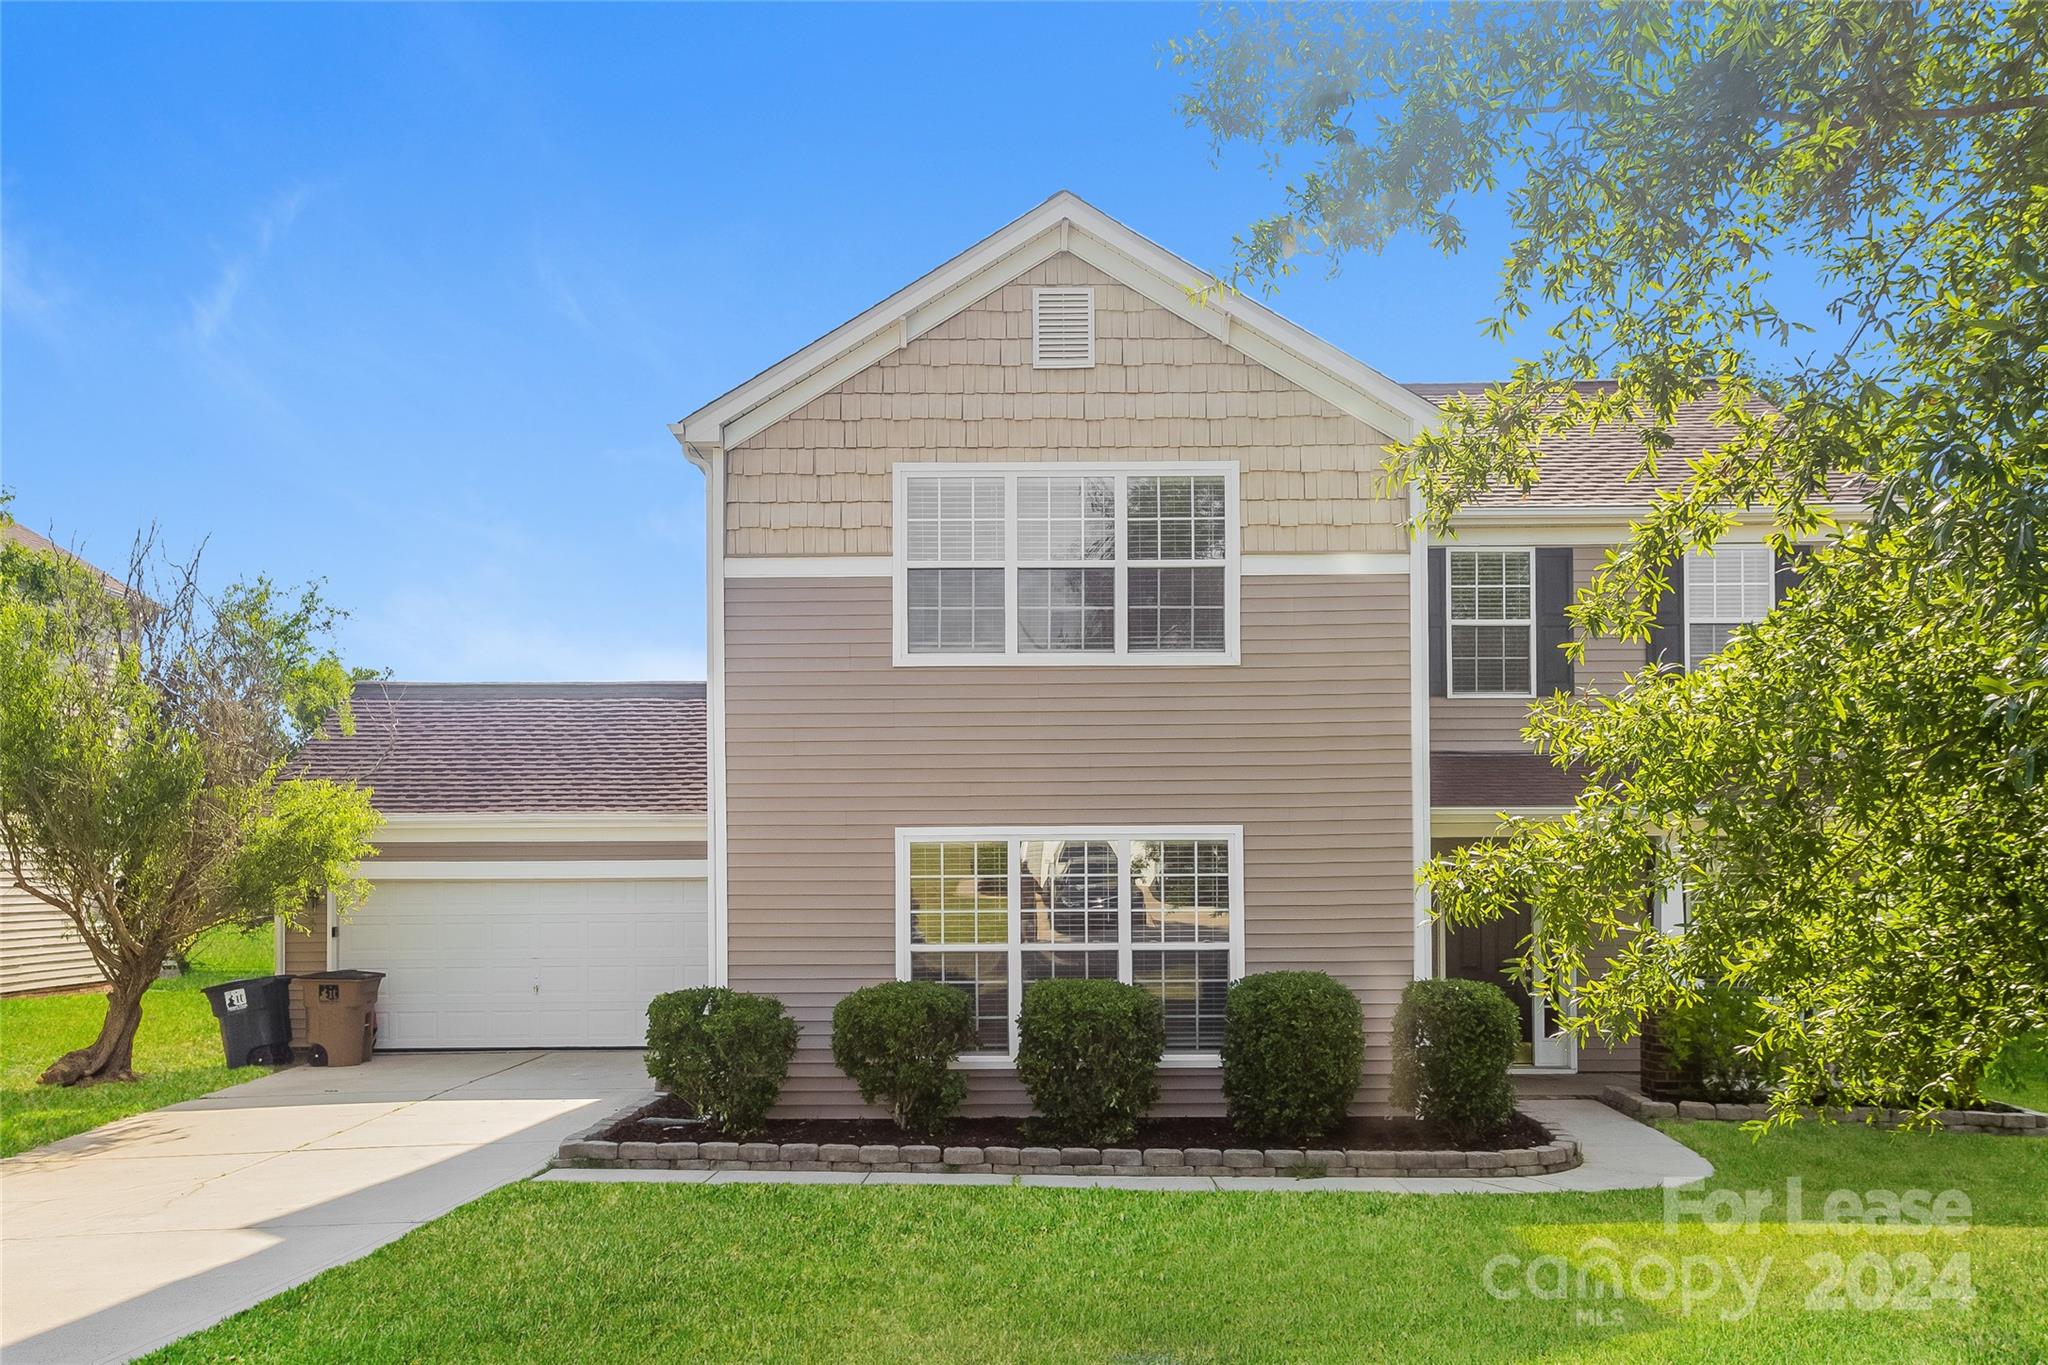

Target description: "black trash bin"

left=200, top=974, right=295, bottom=1067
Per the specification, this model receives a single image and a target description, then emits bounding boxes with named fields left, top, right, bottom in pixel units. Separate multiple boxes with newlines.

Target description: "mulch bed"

left=607, top=1094, right=1552, bottom=1152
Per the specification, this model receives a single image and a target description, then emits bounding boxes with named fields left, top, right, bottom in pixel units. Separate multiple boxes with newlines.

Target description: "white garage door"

left=337, top=878, right=708, bottom=1048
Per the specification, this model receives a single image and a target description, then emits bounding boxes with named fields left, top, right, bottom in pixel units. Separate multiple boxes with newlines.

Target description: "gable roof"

left=292, top=681, right=707, bottom=816
left=1407, top=381, right=1867, bottom=512
left=673, top=191, right=1443, bottom=457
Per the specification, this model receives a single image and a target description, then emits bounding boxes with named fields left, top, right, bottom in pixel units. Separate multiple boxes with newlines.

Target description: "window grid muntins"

left=901, top=832, right=1240, bottom=1060
left=1448, top=549, right=1534, bottom=696
left=1685, top=546, right=1773, bottom=665
left=895, top=466, right=1236, bottom=664
left=1126, top=475, right=1228, bottom=653
left=905, top=476, right=1007, bottom=654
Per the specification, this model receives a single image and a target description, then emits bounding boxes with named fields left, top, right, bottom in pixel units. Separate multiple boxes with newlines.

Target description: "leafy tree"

left=1175, top=1, right=2048, bottom=1111
left=0, top=516, right=381, bottom=1085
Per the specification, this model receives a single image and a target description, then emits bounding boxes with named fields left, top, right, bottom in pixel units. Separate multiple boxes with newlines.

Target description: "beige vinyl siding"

left=1430, top=544, right=1645, bottom=754
left=726, top=253, right=1408, bottom=558
left=724, top=574, right=1415, bottom=1116
left=374, top=841, right=706, bottom=861
left=1572, top=544, right=1647, bottom=693
left=283, top=898, right=328, bottom=1047
left=0, top=879, right=103, bottom=998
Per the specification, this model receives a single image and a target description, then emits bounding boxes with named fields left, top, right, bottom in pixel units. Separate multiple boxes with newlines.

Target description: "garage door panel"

left=339, top=878, right=706, bottom=1048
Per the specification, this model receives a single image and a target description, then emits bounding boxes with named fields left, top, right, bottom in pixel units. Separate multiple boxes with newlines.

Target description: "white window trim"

left=891, top=462, right=1242, bottom=667
left=1683, top=545, right=1774, bottom=668
left=1444, top=545, right=1537, bottom=698
left=894, top=825, right=1247, bottom=1068
left=1031, top=286, right=1095, bottom=369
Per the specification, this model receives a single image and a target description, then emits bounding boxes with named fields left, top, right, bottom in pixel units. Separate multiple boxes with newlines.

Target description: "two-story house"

left=278, top=194, right=1829, bottom=1108
left=670, top=192, right=1820, bottom=1114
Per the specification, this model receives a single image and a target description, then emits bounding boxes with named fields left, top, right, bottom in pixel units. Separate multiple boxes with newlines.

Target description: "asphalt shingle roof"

left=1404, top=381, right=1865, bottom=509
left=1431, top=751, right=1585, bottom=809
left=291, top=681, right=707, bottom=815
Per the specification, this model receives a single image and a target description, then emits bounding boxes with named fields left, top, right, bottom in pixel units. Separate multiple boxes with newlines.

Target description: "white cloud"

left=188, top=185, right=313, bottom=346
left=2, top=228, right=71, bottom=338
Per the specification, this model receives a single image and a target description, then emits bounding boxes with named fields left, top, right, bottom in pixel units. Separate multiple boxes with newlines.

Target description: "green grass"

left=1985, top=1032, right=2048, bottom=1112
left=153, top=1114, right=2047, bottom=1362
left=0, top=925, right=277, bottom=1157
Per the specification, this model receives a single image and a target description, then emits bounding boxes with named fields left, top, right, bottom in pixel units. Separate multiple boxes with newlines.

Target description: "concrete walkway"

left=0, top=1049, right=650, bottom=1364
left=535, top=1099, right=1712, bottom=1195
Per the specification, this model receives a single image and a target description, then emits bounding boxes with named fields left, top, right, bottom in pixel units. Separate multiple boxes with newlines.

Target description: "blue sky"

left=5, top=3, right=1550, bottom=681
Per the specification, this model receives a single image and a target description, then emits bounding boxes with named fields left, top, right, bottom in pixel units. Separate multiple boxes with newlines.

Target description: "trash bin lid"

left=293, top=970, right=387, bottom=983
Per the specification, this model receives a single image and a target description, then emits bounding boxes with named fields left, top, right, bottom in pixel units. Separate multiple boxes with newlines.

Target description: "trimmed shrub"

left=831, top=981, right=976, bottom=1133
left=645, top=987, right=799, bottom=1139
left=1015, top=979, right=1164, bottom=1144
left=1390, top=978, right=1520, bottom=1144
left=1221, top=971, right=1365, bottom=1142
left=1660, top=986, right=1779, bottom=1103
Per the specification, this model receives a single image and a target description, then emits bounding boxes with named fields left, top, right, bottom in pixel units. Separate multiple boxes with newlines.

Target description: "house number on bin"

left=224, top=989, right=247, bottom=1012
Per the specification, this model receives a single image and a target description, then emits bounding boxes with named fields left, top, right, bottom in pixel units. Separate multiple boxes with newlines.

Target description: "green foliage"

left=1658, top=987, right=1780, bottom=1104
left=1014, top=979, right=1164, bottom=1145
left=1177, top=1, right=2048, bottom=1115
left=0, top=520, right=380, bottom=1083
left=645, top=988, right=799, bottom=1139
left=1219, top=971, right=1363, bottom=1143
left=1, top=929, right=273, bottom=1156
left=830, top=981, right=974, bottom=1133
left=1390, top=979, right=1520, bottom=1145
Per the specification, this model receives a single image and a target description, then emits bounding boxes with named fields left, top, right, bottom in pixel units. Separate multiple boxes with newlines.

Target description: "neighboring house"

left=0, top=521, right=120, bottom=998
left=283, top=682, right=709, bottom=1048
left=671, top=193, right=1847, bottom=1113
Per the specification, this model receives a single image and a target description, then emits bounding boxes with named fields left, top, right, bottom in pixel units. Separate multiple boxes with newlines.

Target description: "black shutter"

left=1536, top=547, right=1576, bottom=696
left=1647, top=557, right=1685, bottom=670
left=1427, top=548, right=1446, bottom=697
left=1775, top=546, right=1809, bottom=604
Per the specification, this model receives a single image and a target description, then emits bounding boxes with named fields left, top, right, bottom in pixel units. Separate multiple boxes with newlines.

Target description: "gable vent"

left=1032, top=287, right=1095, bottom=368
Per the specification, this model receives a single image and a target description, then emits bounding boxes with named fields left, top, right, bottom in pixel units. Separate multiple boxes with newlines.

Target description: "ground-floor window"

left=896, top=827, right=1245, bottom=1063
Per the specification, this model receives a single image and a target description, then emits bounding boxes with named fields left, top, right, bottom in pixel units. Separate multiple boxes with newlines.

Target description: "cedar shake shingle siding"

left=725, top=253, right=1410, bottom=558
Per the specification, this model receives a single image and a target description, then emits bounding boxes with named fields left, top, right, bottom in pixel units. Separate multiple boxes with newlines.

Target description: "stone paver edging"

left=1602, top=1085, right=2048, bottom=1135
left=558, top=1092, right=1581, bottom=1179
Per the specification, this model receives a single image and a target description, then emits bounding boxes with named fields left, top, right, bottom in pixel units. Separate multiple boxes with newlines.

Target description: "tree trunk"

left=39, top=972, right=150, bottom=1086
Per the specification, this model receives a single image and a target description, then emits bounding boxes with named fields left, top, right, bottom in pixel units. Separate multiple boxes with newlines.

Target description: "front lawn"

left=0, top=925, right=276, bottom=1157
left=155, top=1116, right=2046, bottom=1362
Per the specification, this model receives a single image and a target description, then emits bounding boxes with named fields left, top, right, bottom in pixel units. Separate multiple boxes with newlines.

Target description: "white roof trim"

left=671, top=190, right=1442, bottom=454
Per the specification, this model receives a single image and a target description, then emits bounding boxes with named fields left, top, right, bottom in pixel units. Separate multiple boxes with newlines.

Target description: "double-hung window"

left=1683, top=545, right=1772, bottom=664
left=895, top=463, right=1239, bottom=664
left=1446, top=548, right=1534, bottom=696
left=898, top=827, right=1245, bottom=1062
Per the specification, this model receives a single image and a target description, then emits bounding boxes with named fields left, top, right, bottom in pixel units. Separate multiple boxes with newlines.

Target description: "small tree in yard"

left=1177, top=1, right=2048, bottom=1116
left=0, top=517, right=380, bottom=1086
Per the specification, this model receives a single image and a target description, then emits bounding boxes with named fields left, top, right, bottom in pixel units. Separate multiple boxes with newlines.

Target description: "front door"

left=1434, top=840, right=1574, bottom=1070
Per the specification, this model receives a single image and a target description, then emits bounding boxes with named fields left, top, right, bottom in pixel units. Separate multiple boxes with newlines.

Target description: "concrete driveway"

left=0, top=1050, right=648, bottom=1364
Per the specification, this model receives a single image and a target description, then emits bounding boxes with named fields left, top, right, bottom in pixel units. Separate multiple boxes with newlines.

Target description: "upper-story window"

left=895, top=463, right=1240, bottom=666
left=1684, top=545, right=1772, bottom=664
left=1446, top=548, right=1534, bottom=696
